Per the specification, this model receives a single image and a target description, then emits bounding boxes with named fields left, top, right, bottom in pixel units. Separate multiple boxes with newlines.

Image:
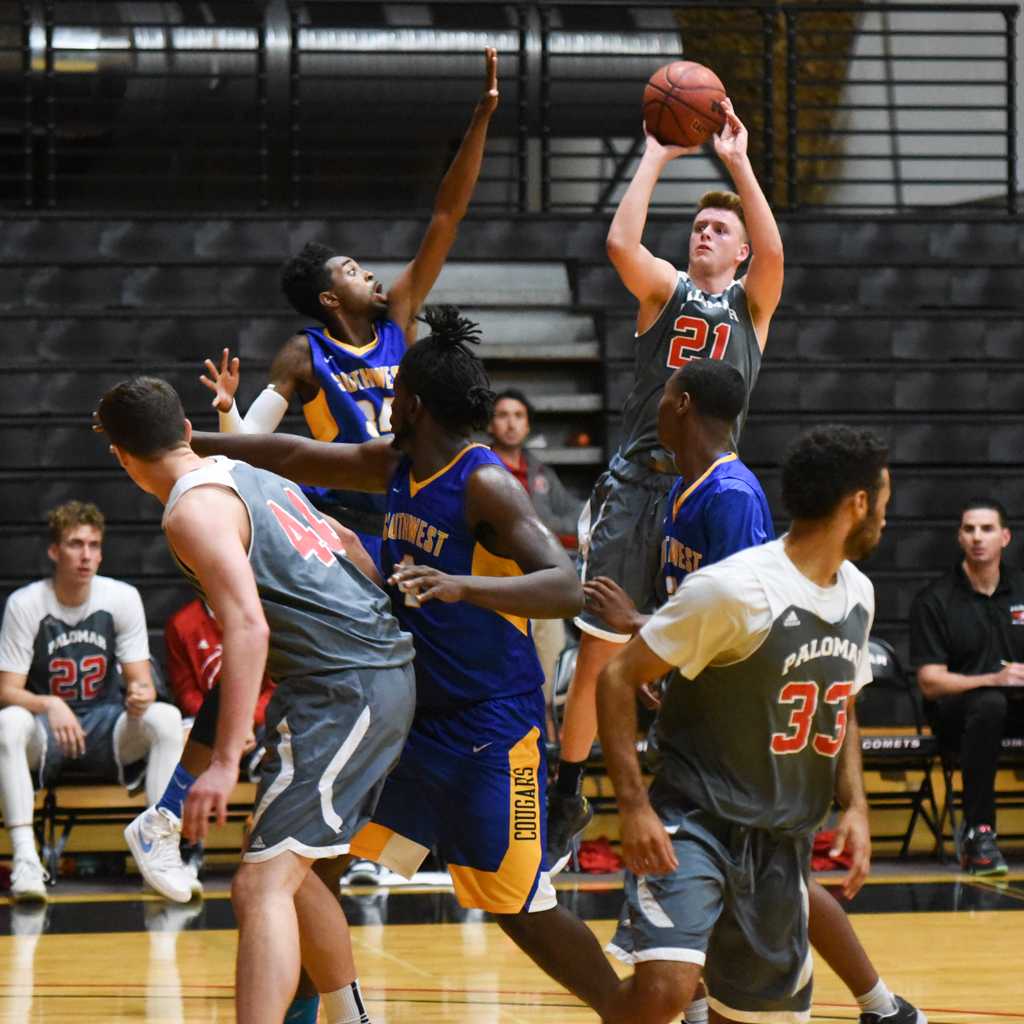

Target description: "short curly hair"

left=48, top=500, right=104, bottom=544
left=781, top=425, right=888, bottom=521
left=280, top=241, right=338, bottom=321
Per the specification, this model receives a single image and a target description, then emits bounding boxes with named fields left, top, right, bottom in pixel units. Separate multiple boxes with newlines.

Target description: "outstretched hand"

left=200, top=348, right=241, bottom=413
left=713, top=97, right=748, bottom=166
left=477, top=47, right=499, bottom=118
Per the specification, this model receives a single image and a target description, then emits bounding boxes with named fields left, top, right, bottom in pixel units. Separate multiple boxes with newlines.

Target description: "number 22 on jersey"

left=667, top=315, right=731, bottom=368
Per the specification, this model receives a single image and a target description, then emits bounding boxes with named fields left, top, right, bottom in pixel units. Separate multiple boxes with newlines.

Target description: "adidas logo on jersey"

left=783, top=610, right=801, bottom=628
left=248, top=835, right=266, bottom=851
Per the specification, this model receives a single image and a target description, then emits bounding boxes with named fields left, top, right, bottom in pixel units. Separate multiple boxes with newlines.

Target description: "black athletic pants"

left=926, top=688, right=1024, bottom=829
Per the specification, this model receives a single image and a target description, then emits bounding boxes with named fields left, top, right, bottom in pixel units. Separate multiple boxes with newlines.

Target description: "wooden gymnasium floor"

left=1, top=866, right=1023, bottom=1023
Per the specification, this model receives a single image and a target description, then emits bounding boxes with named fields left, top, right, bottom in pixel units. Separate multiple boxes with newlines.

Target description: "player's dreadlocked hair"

left=399, top=306, right=496, bottom=432
left=280, top=241, right=337, bottom=321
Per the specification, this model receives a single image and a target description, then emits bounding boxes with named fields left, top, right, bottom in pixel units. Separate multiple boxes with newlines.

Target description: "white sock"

left=10, top=824, right=39, bottom=863
left=684, top=996, right=709, bottom=1023
left=322, top=980, right=371, bottom=1024
left=856, top=978, right=898, bottom=1017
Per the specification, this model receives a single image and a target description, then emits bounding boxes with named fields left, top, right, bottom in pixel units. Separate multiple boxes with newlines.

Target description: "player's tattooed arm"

left=715, top=98, right=784, bottom=348
left=830, top=699, right=871, bottom=899
left=388, top=463, right=581, bottom=618
left=597, top=636, right=679, bottom=876
left=388, top=48, right=499, bottom=341
left=190, top=431, right=399, bottom=494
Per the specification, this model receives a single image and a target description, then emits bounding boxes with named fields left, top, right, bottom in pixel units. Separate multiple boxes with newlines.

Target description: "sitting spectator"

left=164, top=597, right=275, bottom=757
left=0, top=501, right=182, bottom=901
left=488, top=389, right=583, bottom=697
left=910, top=497, right=1024, bottom=876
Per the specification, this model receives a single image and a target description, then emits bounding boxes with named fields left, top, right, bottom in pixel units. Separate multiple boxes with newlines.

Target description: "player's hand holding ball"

left=200, top=347, right=241, bottom=413
left=713, top=97, right=749, bottom=169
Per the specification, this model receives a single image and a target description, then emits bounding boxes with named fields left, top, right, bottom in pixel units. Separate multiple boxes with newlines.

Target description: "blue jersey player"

left=192, top=307, right=660, bottom=1022
left=201, top=48, right=500, bottom=569
left=584, top=360, right=773, bottom=638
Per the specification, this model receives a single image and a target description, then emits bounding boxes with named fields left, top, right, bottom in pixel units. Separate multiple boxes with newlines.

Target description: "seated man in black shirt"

left=909, top=497, right=1024, bottom=875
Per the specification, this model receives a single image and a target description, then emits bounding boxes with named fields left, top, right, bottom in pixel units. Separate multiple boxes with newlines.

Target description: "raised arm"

left=606, top=131, right=694, bottom=333
left=714, top=98, right=784, bottom=348
left=389, top=463, right=582, bottom=619
left=202, top=339, right=312, bottom=434
left=387, top=48, right=500, bottom=339
left=165, top=486, right=269, bottom=841
left=190, top=430, right=399, bottom=494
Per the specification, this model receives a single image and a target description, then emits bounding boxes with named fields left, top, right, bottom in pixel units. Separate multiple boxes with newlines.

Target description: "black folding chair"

left=857, top=637, right=944, bottom=859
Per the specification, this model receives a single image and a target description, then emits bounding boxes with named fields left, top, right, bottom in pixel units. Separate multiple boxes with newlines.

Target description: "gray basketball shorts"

left=575, top=459, right=675, bottom=641
left=38, top=702, right=143, bottom=788
left=243, top=662, right=416, bottom=863
left=606, top=807, right=815, bottom=1023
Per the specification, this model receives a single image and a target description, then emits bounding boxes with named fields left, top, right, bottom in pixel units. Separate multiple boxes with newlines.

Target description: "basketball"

left=643, top=61, right=727, bottom=147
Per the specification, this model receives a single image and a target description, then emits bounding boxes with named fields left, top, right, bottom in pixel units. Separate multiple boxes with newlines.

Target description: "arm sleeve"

left=164, top=620, right=205, bottom=717
left=0, top=594, right=36, bottom=675
left=218, top=388, right=290, bottom=435
left=639, top=566, right=771, bottom=679
left=113, top=586, right=150, bottom=664
left=908, top=588, right=950, bottom=669
left=704, top=486, right=772, bottom=565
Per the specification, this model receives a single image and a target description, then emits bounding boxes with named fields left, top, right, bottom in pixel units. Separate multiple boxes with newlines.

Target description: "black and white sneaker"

left=860, top=994, right=927, bottom=1024
left=545, top=791, right=594, bottom=876
left=961, top=824, right=1008, bottom=876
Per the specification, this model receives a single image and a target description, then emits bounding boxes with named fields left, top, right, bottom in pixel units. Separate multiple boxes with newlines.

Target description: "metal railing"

left=1, top=1, right=1017, bottom=213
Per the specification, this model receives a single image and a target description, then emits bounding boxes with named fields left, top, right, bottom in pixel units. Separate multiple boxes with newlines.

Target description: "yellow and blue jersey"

left=300, top=319, right=405, bottom=517
left=382, top=443, right=545, bottom=711
left=662, top=452, right=774, bottom=595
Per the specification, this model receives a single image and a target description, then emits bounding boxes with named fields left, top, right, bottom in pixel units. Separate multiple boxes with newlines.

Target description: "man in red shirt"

left=165, top=598, right=275, bottom=746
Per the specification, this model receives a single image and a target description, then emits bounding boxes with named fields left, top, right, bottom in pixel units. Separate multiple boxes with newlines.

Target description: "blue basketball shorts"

left=350, top=690, right=556, bottom=915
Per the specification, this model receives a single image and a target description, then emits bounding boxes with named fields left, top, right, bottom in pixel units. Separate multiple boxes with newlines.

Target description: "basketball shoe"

left=343, top=859, right=384, bottom=886
left=9, top=858, right=48, bottom=903
left=125, top=807, right=194, bottom=902
left=860, top=994, right=927, bottom=1024
left=961, top=824, right=1008, bottom=876
left=545, top=791, right=594, bottom=875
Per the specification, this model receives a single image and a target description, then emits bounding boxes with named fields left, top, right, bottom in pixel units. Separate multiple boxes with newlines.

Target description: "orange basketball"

left=643, top=61, right=727, bottom=147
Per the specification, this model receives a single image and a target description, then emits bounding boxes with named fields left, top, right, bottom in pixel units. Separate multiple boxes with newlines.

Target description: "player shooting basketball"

left=549, top=94, right=786, bottom=873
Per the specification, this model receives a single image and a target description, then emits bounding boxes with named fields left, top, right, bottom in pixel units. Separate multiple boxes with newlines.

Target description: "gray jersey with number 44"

left=162, top=457, right=414, bottom=685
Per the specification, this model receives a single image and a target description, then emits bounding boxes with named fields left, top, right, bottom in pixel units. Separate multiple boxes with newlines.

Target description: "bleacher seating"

left=1, top=209, right=1022, bottom=745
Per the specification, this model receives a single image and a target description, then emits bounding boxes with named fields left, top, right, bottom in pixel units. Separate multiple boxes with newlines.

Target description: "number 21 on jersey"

left=667, top=315, right=731, bottom=368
